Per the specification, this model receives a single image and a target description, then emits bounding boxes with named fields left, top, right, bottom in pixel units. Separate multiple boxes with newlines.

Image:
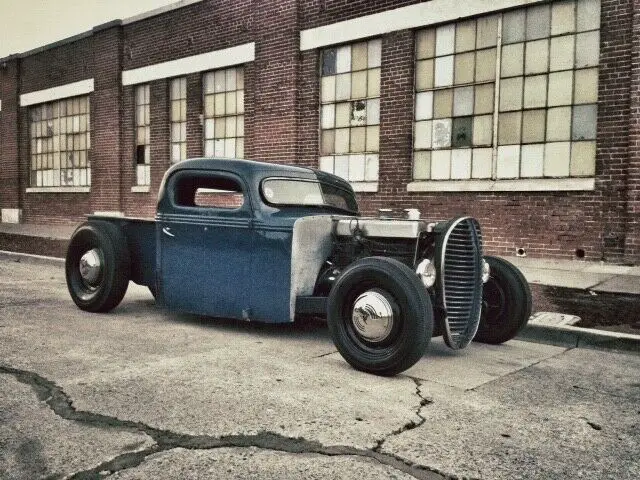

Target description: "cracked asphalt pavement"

left=1, top=258, right=639, bottom=479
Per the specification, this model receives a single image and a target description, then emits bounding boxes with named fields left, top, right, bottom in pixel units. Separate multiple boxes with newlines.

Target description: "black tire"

left=474, top=256, right=532, bottom=344
left=327, top=257, right=433, bottom=376
left=65, top=221, right=130, bottom=312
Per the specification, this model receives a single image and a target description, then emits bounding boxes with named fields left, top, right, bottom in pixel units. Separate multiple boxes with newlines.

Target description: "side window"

left=173, top=174, right=245, bottom=210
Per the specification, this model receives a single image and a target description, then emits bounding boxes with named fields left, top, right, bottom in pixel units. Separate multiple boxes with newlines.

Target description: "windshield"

left=261, top=178, right=358, bottom=213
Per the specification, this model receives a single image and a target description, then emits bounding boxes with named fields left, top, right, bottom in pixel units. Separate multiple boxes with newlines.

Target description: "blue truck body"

left=88, top=158, right=356, bottom=323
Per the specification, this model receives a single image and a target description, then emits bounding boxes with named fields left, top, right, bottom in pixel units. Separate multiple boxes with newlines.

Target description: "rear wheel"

left=474, top=256, right=532, bottom=344
left=327, top=257, right=433, bottom=376
left=65, top=222, right=130, bottom=312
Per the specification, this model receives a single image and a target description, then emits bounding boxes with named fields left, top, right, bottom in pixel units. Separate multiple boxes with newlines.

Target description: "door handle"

left=162, top=227, right=175, bottom=237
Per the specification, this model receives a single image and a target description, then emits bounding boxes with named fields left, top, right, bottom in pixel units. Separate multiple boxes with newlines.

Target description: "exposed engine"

left=314, top=216, right=437, bottom=296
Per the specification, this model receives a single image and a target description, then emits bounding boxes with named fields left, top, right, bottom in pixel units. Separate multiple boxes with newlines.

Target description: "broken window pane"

left=452, top=116, right=473, bottom=147
left=322, top=48, right=337, bottom=75
left=351, top=100, right=367, bottom=126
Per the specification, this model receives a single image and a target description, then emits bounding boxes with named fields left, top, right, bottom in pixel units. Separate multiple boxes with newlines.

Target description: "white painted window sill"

left=26, top=186, right=90, bottom=193
left=351, top=182, right=378, bottom=192
left=131, top=185, right=150, bottom=193
left=407, top=177, right=595, bottom=192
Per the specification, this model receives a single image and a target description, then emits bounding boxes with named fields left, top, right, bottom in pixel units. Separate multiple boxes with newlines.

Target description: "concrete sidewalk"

left=505, top=255, right=640, bottom=295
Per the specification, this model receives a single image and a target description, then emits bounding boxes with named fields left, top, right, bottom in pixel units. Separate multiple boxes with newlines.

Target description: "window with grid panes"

left=203, top=67, right=244, bottom=158
left=135, top=84, right=151, bottom=185
left=413, top=0, right=600, bottom=182
left=170, top=77, right=187, bottom=163
left=318, top=39, right=381, bottom=184
left=29, top=96, right=91, bottom=187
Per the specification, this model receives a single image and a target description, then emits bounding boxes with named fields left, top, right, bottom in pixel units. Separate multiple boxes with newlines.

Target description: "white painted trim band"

left=351, top=182, right=379, bottom=193
left=407, top=178, right=596, bottom=193
left=122, top=42, right=255, bottom=86
left=300, top=0, right=546, bottom=50
left=131, top=186, right=150, bottom=193
left=26, top=186, right=91, bottom=193
left=93, top=211, right=125, bottom=217
left=20, top=79, right=95, bottom=107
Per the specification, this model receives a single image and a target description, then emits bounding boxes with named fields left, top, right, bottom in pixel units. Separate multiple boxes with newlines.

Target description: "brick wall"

left=626, top=0, right=640, bottom=263
left=1, top=0, right=639, bottom=263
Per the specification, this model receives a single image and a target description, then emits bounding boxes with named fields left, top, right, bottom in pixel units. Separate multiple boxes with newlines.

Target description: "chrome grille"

left=440, top=217, right=483, bottom=349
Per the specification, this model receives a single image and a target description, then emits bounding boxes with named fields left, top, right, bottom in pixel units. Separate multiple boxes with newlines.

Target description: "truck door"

left=158, top=170, right=253, bottom=319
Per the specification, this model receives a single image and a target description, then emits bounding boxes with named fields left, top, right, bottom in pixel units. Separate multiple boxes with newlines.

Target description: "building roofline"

left=0, top=0, right=205, bottom=63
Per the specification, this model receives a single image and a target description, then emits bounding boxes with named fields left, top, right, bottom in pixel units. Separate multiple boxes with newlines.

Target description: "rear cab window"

left=172, top=172, right=247, bottom=211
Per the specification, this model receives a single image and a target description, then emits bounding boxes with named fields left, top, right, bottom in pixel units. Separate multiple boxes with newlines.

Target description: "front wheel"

left=474, top=256, right=532, bottom=344
left=327, top=257, right=433, bottom=376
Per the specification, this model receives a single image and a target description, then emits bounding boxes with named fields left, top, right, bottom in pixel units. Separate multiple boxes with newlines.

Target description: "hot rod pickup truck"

left=66, top=158, right=532, bottom=376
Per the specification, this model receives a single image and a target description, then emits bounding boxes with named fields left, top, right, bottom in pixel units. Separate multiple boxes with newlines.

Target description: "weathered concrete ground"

left=1, top=258, right=638, bottom=479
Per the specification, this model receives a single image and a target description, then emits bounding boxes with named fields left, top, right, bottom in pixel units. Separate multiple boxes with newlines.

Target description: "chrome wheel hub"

left=79, top=248, right=102, bottom=287
left=351, top=290, right=395, bottom=343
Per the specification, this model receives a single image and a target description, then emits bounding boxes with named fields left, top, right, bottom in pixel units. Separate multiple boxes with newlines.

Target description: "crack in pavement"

left=373, top=378, right=432, bottom=454
left=1, top=365, right=446, bottom=480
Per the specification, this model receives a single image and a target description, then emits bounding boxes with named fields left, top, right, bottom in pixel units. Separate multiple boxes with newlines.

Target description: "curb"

left=517, top=323, right=640, bottom=354
left=0, top=250, right=65, bottom=266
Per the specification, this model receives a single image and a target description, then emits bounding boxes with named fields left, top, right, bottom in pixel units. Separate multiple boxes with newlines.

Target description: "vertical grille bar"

left=440, top=217, right=483, bottom=349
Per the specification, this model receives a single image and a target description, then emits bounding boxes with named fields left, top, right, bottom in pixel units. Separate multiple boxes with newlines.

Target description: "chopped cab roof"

left=166, top=157, right=319, bottom=179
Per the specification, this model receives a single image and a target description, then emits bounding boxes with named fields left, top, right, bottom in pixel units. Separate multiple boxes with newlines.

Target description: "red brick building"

left=0, top=0, right=638, bottom=263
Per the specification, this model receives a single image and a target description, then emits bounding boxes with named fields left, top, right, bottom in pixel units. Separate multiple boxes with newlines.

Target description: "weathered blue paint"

left=90, top=158, right=357, bottom=323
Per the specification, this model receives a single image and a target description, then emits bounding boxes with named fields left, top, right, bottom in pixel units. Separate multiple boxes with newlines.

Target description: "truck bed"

left=87, top=215, right=157, bottom=288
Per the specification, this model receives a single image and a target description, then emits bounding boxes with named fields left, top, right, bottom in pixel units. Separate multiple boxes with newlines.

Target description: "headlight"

left=481, top=258, right=490, bottom=283
left=416, top=259, right=436, bottom=288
